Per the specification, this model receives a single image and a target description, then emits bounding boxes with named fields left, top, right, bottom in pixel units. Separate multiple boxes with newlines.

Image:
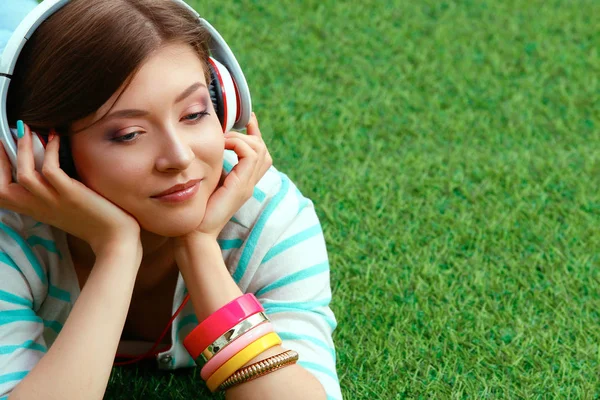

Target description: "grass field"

left=105, top=0, right=599, bottom=398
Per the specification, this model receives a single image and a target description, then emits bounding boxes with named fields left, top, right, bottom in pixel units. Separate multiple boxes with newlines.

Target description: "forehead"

left=72, top=43, right=207, bottom=130
left=119, top=43, right=207, bottom=100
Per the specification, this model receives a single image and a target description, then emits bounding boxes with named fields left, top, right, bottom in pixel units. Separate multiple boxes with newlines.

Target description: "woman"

left=0, top=1, right=340, bottom=399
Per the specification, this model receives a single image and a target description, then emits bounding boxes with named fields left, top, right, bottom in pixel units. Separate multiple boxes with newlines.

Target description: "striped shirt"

left=0, top=151, right=342, bottom=399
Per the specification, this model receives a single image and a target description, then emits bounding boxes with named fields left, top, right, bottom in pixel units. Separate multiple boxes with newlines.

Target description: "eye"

left=182, top=110, right=210, bottom=122
left=111, top=132, right=140, bottom=143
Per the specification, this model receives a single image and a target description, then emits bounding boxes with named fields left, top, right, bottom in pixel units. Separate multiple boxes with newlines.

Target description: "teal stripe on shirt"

left=255, top=262, right=329, bottom=297
left=232, top=173, right=290, bottom=283
left=262, top=297, right=332, bottom=312
left=0, top=370, right=29, bottom=385
left=0, top=222, right=47, bottom=285
left=278, top=331, right=336, bottom=361
left=0, top=340, right=47, bottom=355
left=0, top=252, right=20, bottom=272
left=0, top=290, right=32, bottom=308
left=217, top=238, right=243, bottom=250
left=43, top=319, right=63, bottom=334
left=223, top=158, right=234, bottom=173
left=253, top=187, right=266, bottom=202
left=176, top=314, right=199, bottom=336
left=262, top=224, right=323, bottom=264
left=0, top=309, right=41, bottom=326
left=48, top=285, right=71, bottom=303
left=26, top=235, right=62, bottom=259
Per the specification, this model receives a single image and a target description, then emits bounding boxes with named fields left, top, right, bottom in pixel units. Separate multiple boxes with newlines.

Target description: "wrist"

left=175, top=230, right=218, bottom=248
left=173, top=231, right=220, bottom=267
left=93, top=234, right=143, bottom=265
left=173, top=233, right=242, bottom=320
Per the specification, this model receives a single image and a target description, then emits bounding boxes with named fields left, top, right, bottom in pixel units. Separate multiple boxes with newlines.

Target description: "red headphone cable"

left=113, top=293, right=191, bottom=366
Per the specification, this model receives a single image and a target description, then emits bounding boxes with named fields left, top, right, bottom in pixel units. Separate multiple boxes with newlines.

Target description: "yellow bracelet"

left=206, top=332, right=282, bottom=393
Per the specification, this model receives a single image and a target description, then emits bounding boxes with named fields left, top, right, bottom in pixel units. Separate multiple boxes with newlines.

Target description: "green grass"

left=105, top=0, right=600, bottom=398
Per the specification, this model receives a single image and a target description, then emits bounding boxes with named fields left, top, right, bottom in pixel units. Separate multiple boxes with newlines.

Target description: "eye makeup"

left=103, top=92, right=212, bottom=143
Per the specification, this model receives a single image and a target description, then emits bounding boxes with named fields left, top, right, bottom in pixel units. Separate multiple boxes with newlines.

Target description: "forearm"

left=175, top=235, right=327, bottom=400
left=10, top=245, right=141, bottom=400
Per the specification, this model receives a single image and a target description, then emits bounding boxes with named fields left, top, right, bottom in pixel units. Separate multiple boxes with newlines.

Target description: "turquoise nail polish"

left=17, top=120, right=24, bottom=139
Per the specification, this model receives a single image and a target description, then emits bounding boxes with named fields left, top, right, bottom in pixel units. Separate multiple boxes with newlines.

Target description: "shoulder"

left=220, top=151, right=323, bottom=288
left=223, top=150, right=311, bottom=232
left=0, top=208, right=50, bottom=257
left=0, top=209, right=59, bottom=310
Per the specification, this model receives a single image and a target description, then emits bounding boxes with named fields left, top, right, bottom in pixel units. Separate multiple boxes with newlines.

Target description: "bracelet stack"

left=183, top=294, right=298, bottom=393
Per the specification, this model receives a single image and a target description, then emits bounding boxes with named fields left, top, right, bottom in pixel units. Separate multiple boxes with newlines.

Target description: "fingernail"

left=49, top=128, right=58, bottom=141
left=17, top=120, right=25, bottom=139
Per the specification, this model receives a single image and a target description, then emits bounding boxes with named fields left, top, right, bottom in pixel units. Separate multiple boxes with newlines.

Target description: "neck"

left=67, top=230, right=177, bottom=292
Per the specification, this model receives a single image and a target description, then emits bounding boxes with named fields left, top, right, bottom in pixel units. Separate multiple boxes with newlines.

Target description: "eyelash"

left=111, top=111, right=210, bottom=143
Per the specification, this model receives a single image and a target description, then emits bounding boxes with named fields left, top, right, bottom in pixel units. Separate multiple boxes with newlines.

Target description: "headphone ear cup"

left=208, top=57, right=239, bottom=133
left=208, top=63, right=225, bottom=131
left=57, top=136, right=78, bottom=179
left=37, top=132, right=79, bottom=179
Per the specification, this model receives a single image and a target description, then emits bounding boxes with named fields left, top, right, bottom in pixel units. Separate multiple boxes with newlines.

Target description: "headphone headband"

left=0, top=0, right=252, bottom=174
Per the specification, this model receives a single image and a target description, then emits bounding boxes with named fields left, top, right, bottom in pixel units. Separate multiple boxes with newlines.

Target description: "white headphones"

left=0, top=0, right=252, bottom=174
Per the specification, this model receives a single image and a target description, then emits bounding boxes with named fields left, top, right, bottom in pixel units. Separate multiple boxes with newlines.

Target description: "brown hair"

left=7, top=0, right=211, bottom=135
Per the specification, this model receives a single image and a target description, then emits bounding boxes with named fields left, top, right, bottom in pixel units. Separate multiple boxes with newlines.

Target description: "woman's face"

left=70, top=43, right=224, bottom=237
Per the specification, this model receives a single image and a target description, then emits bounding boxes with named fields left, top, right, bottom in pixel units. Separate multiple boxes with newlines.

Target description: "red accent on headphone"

left=232, top=78, right=241, bottom=123
left=36, top=133, right=47, bottom=148
left=113, top=293, right=191, bottom=366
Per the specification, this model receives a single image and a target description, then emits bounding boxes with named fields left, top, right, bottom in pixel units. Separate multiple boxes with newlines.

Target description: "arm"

left=174, top=114, right=327, bottom=398
left=0, top=122, right=143, bottom=399
left=174, top=234, right=327, bottom=400
left=9, top=242, right=141, bottom=400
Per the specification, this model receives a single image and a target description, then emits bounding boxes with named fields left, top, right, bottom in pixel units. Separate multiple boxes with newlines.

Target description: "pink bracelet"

left=201, top=321, right=274, bottom=380
left=184, top=294, right=263, bottom=360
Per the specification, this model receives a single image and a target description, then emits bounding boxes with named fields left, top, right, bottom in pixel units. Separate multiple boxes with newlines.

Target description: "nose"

left=154, top=128, right=195, bottom=172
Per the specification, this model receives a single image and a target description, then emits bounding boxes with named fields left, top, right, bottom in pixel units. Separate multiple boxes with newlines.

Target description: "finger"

left=227, top=132, right=273, bottom=183
left=224, top=137, right=259, bottom=187
left=245, top=112, right=262, bottom=138
left=224, top=131, right=264, bottom=153
left=225, top=131, right=270, bottom=182
left=261, top=149, right=273, bottom=175
left=16, top=123, right=50, bottom=195
left=0, top=141, right=14, bottom=188
left=40, top=135, right=69, bottom=196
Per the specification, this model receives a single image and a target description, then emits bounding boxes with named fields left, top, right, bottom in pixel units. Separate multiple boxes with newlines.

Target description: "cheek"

left=69, top=137, right=97, bottom=187
left=70, top=139, right=142, bottom=199
left=196, top=131, right=225, bottom=171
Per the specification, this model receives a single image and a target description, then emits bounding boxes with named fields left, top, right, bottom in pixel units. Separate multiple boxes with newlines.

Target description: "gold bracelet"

left=218, top=350, right=299, bottom=391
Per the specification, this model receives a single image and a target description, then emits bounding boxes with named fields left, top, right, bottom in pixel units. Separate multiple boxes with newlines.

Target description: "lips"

left=151, top=179, right=202, bottom=198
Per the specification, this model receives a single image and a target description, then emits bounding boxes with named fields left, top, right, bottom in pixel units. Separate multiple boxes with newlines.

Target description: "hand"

left=0, top=122, right=141, bottom=256
left=192, top=113, right=272, bottom=239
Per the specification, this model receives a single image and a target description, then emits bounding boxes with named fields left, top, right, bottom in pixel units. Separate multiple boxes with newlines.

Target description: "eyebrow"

left=103, top=82, right=207, bottom=121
